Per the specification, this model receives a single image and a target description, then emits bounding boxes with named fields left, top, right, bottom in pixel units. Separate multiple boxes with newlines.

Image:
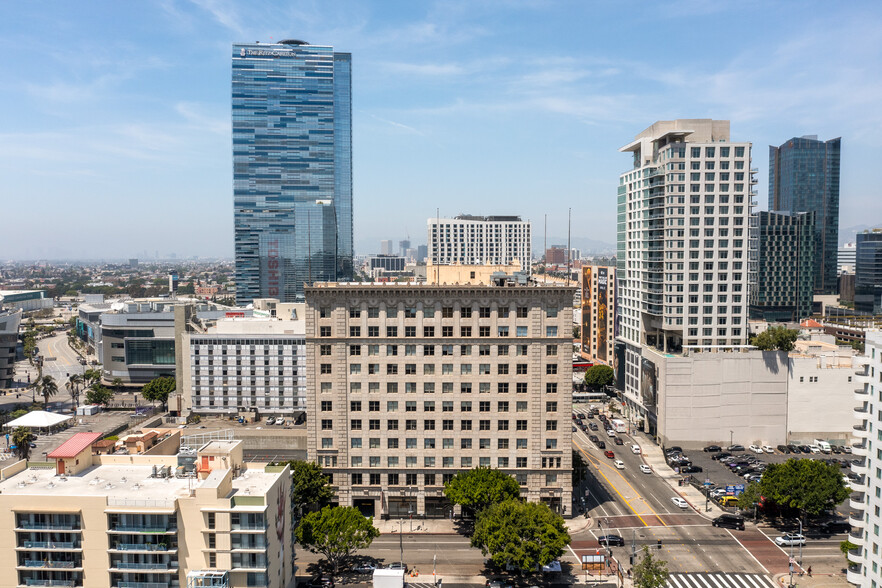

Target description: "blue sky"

left=2, top=0, right=881, bottom=260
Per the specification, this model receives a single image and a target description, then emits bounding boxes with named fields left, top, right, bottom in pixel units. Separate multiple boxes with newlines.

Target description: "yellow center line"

left=573, top=440, right=668, bottom=527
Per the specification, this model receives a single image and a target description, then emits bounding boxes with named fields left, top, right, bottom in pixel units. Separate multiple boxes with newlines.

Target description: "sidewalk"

left=372, top=514, right=594, bottom=536
left=772, top=572, right=851, bottom=588
left=630, top=429, right=726, bottom=519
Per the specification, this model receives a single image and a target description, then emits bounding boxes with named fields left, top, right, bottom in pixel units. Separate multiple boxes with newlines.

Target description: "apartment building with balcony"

left=847, top=330, right=881, bottom=588
left=304, top=282, right=574, bottom=518
left=428, top=215, right=532, bottom=276
left=0, top=435, right=293, bottom=588
left=615, top=119, right=756, bottom=437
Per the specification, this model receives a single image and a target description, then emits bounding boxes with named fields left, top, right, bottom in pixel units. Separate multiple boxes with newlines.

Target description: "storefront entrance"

left=387, top=497, right=417, bottom=517
left=353, top=498, right=376, bottom=518
left=424, top=497, right=453, bottom=519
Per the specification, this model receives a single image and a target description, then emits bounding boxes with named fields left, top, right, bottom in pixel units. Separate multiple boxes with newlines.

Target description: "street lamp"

left=729, top=430, right=734, bottom=447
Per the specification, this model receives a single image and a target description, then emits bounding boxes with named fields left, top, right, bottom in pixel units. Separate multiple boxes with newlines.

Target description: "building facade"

left=769, top=135, right=841, bottom=294
left=580, top=266, right=616, bottom=365
left=0, top=308, right=22, bottom=389
left=839, top=242, right=857, bottom=275
left=428, top=216, right=532, bottom=275
left=847, top=330, right=880, bottom=588
left=305, top=283, right=574, bottom=518
left=0, top=438, right=294, bottom=588
left=854, top=230, right=882, bottom=315
left=749, top=211, right=815, bottom=322
left=616, top=119, right=756, bottom=435
left=233, top=40, right=353, bottom=304
left=181, top=316, right=307, bottom=416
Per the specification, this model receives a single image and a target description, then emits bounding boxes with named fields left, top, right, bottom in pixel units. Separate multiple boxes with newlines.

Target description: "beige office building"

left=0, top=435, right=294, bottom=588
left=305, top=283, right=574, bottom=518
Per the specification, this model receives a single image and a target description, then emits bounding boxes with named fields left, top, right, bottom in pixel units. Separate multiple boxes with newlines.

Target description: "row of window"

left=332, top=381, right=559, bottom=394
left=323, top=343, right=559, bottom=357
left=322, top=400, right=558, bottom=412
left=320, top=325, right=558, bottom=338
left=327, top=306, right=545, bottom=319
left=335, top=455, right=563, bottom=469
left=321, top=418, right=559, bottom=431
left=324, top=362, right=559, bottom=375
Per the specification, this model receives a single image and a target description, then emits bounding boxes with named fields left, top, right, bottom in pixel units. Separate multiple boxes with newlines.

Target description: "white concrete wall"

left=787, top=355, right=856, bottom=443
left=655, top=349, right=789, bottom=447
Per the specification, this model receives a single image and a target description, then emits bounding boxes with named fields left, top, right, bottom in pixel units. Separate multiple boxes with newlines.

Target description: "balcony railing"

left=115, top=583, right=171, bottom=588
left=22, top=542, right=77, bottom=550
left=110, top=526, right=175, bottom=534
left=24, top=580, right=76, bottom=587
left=114, top=544, right=170, bottom=552
left=17, top=523, right=79, bottom=531
left=112, top=562, right=175, bottom=570
left=23, top=560, right=78, bottom=569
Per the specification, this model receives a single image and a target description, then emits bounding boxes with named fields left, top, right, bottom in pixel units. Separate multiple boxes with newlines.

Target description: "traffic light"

left=657, top=539, right=662, bottom=550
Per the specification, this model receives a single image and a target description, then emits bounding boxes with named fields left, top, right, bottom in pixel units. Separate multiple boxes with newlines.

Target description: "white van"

left=814, top=440, right=832, bottom=454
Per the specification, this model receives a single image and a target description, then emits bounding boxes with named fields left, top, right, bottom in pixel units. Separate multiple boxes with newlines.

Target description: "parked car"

left=631, top=445, right=641, bottom=454
left=817, top=520, right=851, bottom=534
left=387, top=563, right=409, bottom=572
left=614, top=437, right=624, bottom=446
left=680, top=465, right=703, bottom=474
left=808, top=445, right=822, bottom=454
left=777, top=445, right=790, bottom=454
left=712, top=514, right=745, bottom=530
left=728, top=444, right=745, bottom=452
left=711, top=452, right=732, bottom=461
left=604, top=450, right=615, bottom=459
left=748, top=445, right=764, bottom=454
left=762, top=445, right=775, bottom=453
left=487, top=578, right=513, bottom=588
left=703, top=445, right=722, bottom=452
left=774, top=534, right=806, bottom=547
left=352, top=562, right=378, bottom=573
left=671, top=497, right=689, bottom=509
left=614, top=460, right=625, bottom=469
left=830, top=445, right=842, bottom=454
left=265, top=417, right=276, bottom=425
left=798, top=445, right=812, bottom=453
left=843, top=445, right=852, bottom=454
left=639, top=464, right=652, bottom=474
left=309, top=576, right=335, bottom=588
left=598, top=535, right=625, bottom=547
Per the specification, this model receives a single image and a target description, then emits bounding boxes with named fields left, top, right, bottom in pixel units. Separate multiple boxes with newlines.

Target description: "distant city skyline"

left=2, top=2, right=882, bottom=259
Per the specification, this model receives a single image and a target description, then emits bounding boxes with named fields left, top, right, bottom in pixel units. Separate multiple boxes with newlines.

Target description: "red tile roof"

left=48, top=432, right=103, bottom=459
left=801, top=319, right=823, bottom=328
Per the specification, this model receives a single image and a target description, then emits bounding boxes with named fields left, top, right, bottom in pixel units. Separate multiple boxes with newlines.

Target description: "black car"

left=589, top=434, right=599, bottom=443
left=597, top=441, right=607, bottom=449
left=776, top=445, right=790, bottom=454
left=589, top=423, right=599, bottom=431
left=572, top=426, right=577, bottom=432
left=712, top=514, right=745, bottom=530
left=711, top=452, right=732, bottom=461
left=703, top=445, right=722, bottom=452
left=666, top=446, right=683, bottom=454
left=798, top=445, right=812, bottom=453
left=728, top=444, right=745, bottom=452
left=787, top=444, right=800, bottom=453
left=681, top=465, right=703, bottom=473
left=309, top=576, right=335, bottom=588
left=614, top=437, right=624, bottom=445
left=598, top=535, right=625, bottom=547
left=817, top=520, right=851, bottom=534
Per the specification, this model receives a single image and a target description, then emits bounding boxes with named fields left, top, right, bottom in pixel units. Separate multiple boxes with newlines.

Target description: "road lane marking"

left=723, top=529, right=770, bottom=574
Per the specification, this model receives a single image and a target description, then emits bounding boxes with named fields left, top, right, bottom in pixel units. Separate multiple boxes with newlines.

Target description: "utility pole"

left=399, top=514, right=404, bottom=568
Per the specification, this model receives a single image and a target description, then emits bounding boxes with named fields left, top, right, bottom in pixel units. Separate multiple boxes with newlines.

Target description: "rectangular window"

left=516, top=326, right=528, bottom=337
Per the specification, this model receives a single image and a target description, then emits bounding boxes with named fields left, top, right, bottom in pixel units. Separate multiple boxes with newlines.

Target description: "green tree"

left=66, top=374, right=83, bottom=407
left=295, top=506, right=380, bottom=575
left=756, top=458, right=850, bottom=522
left=841, top=539, right=859, bottom=560
left=83, top=368, right=101, bottom=388
left=584, top=365, right=614, bottom=391
left=471, top=499, right=570, bottom=573
left=111, top=377, right=124, bottom=393
left=35, top=375, right=58, bottom=408
left=11, top=427, right=32, bottom=460
left=737, top=481, right=762, bottom=511
left=444, top=467, right=520, bottom=515
left=276, top=460, right=335, bottom=518
left=633, top=545, right=670, bottom=588
left=573, top=325, right=581, bottom=339
left=751, top=327, right=799, bottom=352
left=142, top=376, right=175, bottom=409
left=86, top=384, right=114, bottom=406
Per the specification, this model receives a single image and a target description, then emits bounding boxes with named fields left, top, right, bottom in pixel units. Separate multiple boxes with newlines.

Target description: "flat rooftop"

left=307, top=282, right=574, bottom=290
left=0, top=463, right=279, bottom=502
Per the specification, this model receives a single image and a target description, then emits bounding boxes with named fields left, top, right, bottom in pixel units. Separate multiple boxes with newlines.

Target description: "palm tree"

left=66, top=374, right=83, bottom=408
left=11, top=426, right=31, bottom=460
left=36, top=375, right=58, bottom=408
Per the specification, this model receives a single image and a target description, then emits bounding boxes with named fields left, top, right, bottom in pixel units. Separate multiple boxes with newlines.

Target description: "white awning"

left=6, top=410, right=72, bottom=429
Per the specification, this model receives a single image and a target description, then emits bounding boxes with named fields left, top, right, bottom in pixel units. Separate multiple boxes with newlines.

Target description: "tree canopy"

left=471, top=499, right=570, bottom=573
left=295, top=506, right=379, bottom=574
left=275, top=460, right=334, bottom=518
left=35, top=375, right=58, bottom=407
left=11, top=427, right=32, bottom=460
left=444, top=467, right=520, bottom=514
left=85, top=384, right=114, bottom=406
left=142, top=376, right=175, bottom=409
left=584, top=364, right=614, bottom=390
left=633, top=545, right=670, bottom=588
left=751, top=458, right=850, bottom=520
left=751, top=327, right=799, bottom=352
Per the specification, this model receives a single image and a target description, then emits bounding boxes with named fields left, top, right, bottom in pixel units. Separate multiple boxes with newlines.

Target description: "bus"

left=573, top=391, right=608, bottom=404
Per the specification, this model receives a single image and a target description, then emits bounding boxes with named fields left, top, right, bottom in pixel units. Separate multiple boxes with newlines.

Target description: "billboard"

left=596, top=267, right=608, bottom=363
left=581, top=267, right=592, bottom=356
left=640, top=357, right=657, bottom=411
left=614, top=342, right=626, bottom=391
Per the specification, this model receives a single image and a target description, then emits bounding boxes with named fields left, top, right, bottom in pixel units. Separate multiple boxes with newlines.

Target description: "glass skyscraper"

left=855, top=230, right=882, bottom=314
left=232, top=40, right=353, bottom=303
left=768, top=135, right=841, bottom=295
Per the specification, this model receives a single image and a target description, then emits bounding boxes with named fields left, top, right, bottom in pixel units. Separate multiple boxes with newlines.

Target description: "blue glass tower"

left=233, top=40, right=353, bottom=303
left=769, top=135, right=841, bottom=295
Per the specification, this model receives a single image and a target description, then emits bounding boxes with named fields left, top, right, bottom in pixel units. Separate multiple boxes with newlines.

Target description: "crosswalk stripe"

left=740, top=573, right=766, bottom=588
left=668, top=574, right=776, bottom=588
left=668, top=574, right=689, bottom=588
left=695, top=574, right=716, bottom=588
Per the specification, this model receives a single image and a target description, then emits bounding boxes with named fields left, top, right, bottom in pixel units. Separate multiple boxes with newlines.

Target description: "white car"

left=774, top=533, right=806, bottom=547
left=607, top=429, right=616, bottom=437
left=631, top=445, right=641, bottom=454
left=265, top=417, right=275, bottom=425
left=671, top=497, right=689, bottom=509
left=762, top=445, right=775, bottom=453
left=748, top=444, right=764, bottom=454
left=639, top=464, right=652, bottom=474
left=614, top=460, right=625, bottom=469
left=809, top=445, right=821, bottom=454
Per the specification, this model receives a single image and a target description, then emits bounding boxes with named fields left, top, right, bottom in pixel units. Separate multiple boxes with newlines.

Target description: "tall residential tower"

left=616, top=119, right=755, bottom=435
left=769, top=136, right=841, bottom=294
left=233, top=40, right=353, bottom=304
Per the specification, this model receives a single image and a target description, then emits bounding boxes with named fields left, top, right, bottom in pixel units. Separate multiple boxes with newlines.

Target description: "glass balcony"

left=848, top=512, right=864, bottom=529
left=852, top=424, right=868, bottom=439
left=111, top=563, right=176, bottom=571
left=23, top=580, right=77, bottom=587
left=109, top=526, right=176, bottom=534
left=848, top=531, right=864, bottom=546
left=854, top=373, right=871, bottom=385
left=854, top=386, right=868, bottom=400
left=851, top=442, right=868, bottom=457
left=851, top=460, right=868, bottom=477
left=23, top=561, right=79, bottom=569
left=112, top=544, right=173, bottom=552
left=847, top=547, right=863, bottom=564
left=846, top=564, right=862, bottom=585
left=17, top=523, right=79, bottom=531
left=849, top=493, right=865, bottom=510
left=21, top=542, right=78, bottom=550
left=115, top=583, right=171, bottom=588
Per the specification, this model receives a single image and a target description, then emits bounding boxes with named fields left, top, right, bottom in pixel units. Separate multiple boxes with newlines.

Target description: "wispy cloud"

left=367, top=113, right=425, bottom=136
left=176, top=102, right=230, bottom=135
left=187, top=0, right=245, bottom=36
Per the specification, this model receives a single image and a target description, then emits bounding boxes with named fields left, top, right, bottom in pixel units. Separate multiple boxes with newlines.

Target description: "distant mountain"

left=840, top=223, right=882, bottom=245
left=539, top=237, right=616, bottom=255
